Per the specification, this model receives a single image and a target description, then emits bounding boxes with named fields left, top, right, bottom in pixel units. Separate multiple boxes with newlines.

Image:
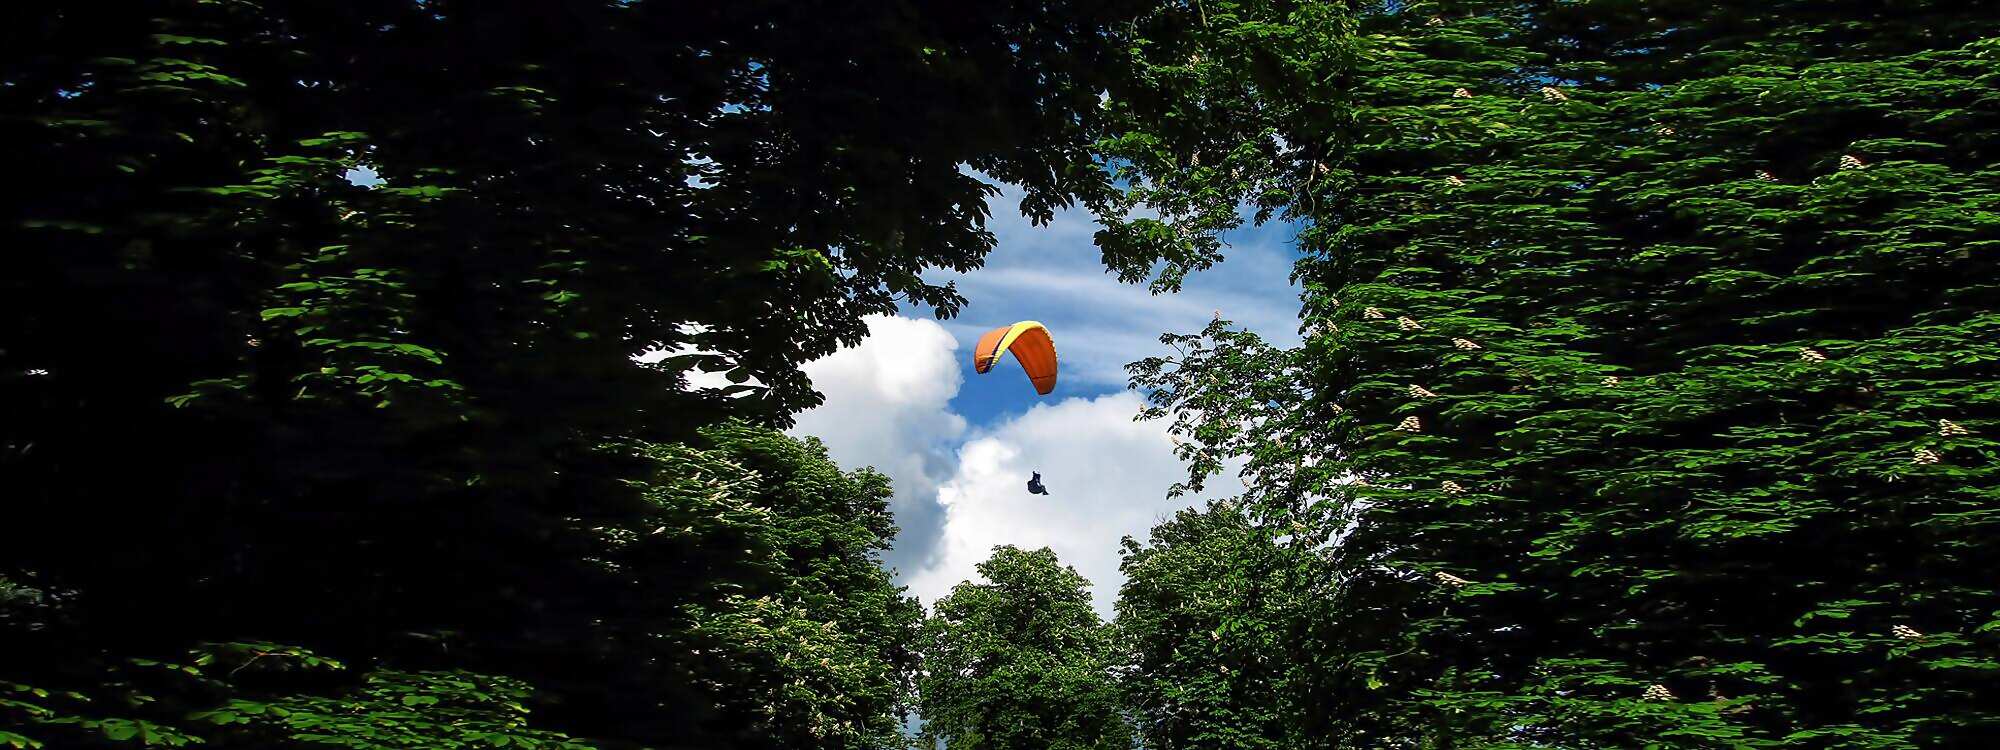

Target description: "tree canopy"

left=2, top=1, right=1151, bottom=747
left=1115, top=504, right=1299, bottom=749
left=1118, top=0, right=2000, bottom=747
left=919, top=546, right=1131, bottom=750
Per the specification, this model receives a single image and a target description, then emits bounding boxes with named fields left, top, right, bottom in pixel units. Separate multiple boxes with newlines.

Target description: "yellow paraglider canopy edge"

left=986, top=320, right=1046, bottom=365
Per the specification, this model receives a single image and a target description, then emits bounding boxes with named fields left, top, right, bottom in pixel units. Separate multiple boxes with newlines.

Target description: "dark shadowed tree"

left=0, top=1, right=1150, bottom=745
left=2, top=423, right=920, bottom=749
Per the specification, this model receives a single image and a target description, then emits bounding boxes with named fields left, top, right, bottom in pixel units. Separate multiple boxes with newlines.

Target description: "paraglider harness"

left=1026, top=472, right=1049, bottom=496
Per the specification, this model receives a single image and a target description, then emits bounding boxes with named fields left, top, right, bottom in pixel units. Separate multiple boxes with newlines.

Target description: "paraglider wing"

left=973, top=321, right=1058, bottom=395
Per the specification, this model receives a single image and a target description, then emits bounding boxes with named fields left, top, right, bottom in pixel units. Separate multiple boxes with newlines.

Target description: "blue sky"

left=789, top=182, right=1305, bottom=614
left=931, top=188, right=1305, bottom=427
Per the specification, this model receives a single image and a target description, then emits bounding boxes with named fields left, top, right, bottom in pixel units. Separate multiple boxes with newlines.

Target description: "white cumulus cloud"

left=903, top=391, right=1216, bottom=618
left=789, top=316, right=968, bottom=574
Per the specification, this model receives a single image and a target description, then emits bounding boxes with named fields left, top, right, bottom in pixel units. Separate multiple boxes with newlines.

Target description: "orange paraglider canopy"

left=973, top=321, right=1058, bottom=395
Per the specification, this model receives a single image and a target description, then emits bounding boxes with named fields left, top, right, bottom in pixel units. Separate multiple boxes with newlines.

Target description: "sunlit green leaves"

left=1111, top=1, right=2000, bottom=747
left=921, top=547, right=1132, bottom=750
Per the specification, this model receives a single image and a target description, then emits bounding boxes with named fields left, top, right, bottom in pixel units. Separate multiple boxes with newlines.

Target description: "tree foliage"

left=2, top=1, right=1145, bottom=747
left=1, top=639, right=588, bottom=750
left=11, top=0, right=1999, bottom=747
left=919, top=547, right=1131, bottom=750
left=4, top=424, right=918, bottom=748
left=1115, top=0, right=2000, bottom=747
left=1114, top=504, right=1301, bottom=749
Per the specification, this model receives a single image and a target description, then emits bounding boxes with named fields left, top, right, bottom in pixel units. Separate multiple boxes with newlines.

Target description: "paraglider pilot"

left=1027, top=472, right=1050, bottom=496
